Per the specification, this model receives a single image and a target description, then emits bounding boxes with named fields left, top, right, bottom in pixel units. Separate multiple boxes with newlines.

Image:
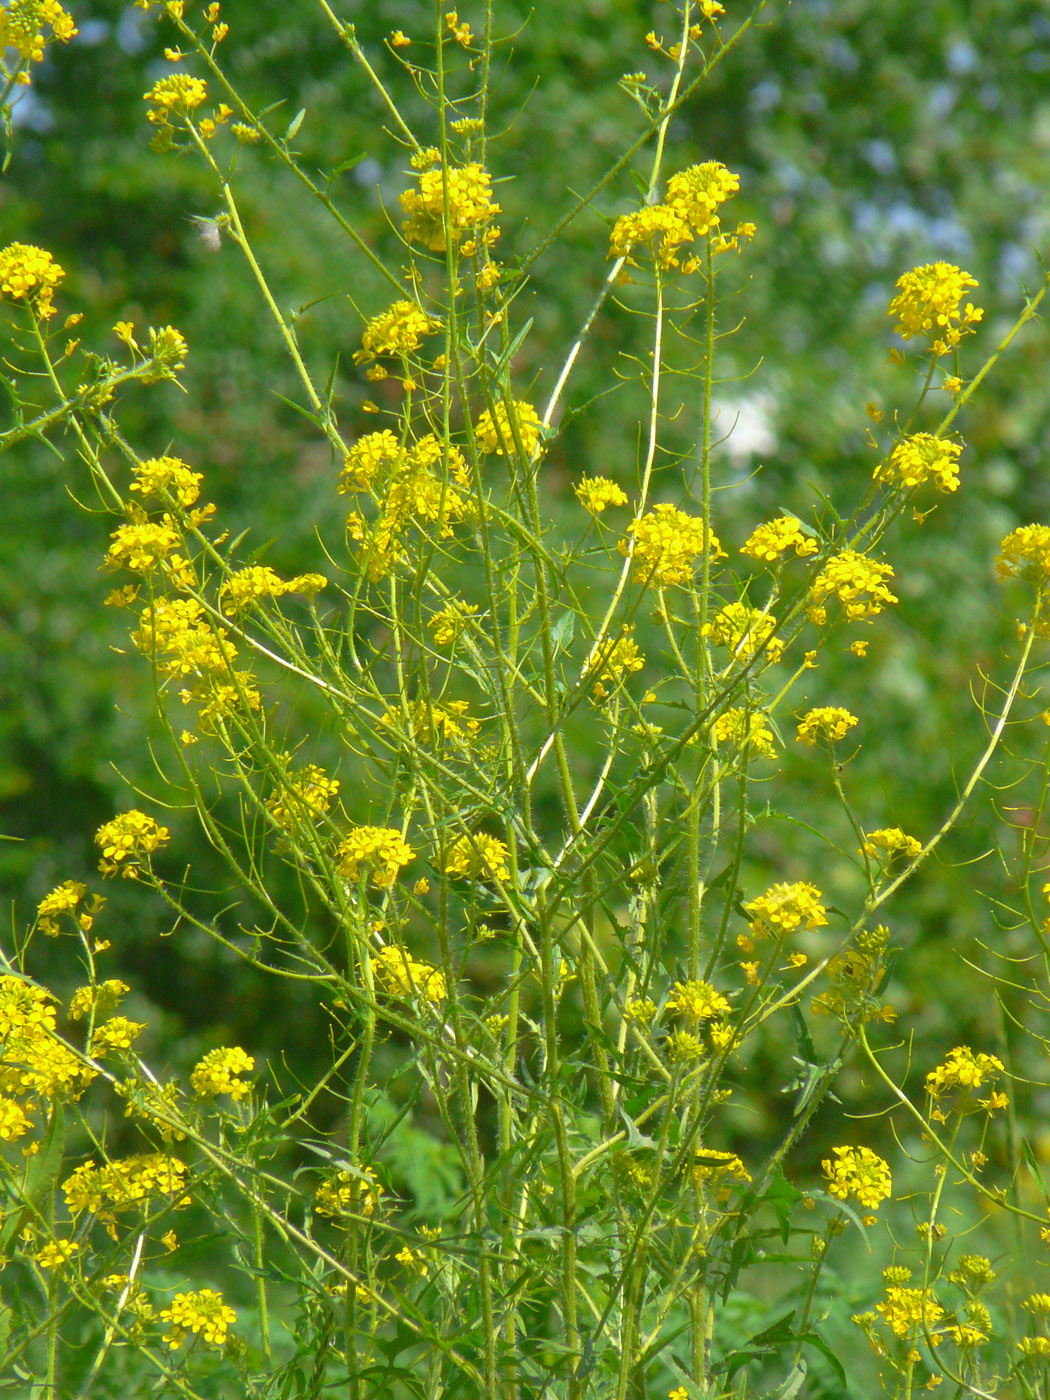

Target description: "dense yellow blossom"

left=877, top=434, right=962, bottom=493
left=609, top=161, right=742, bottom=271
left=743, top=881, right=828, bottom=938
left=822, top=1145, right=892, bottom=1208
left=373, top=946, right=446, bottom=1003
left=712, top=707, right=776, bottom=758
left=220, top=565, right=327, bottom=613
left=807, top=550, right=898, bottom=625
left=575, top=476, right=629, bottom=514
left=861, top=827, right=922, bottom=862
left=69, top=979, right=129, bottom=1022
left=336, top=826, right=414, bottom=887
left=741, top=516, right=818, bottom=563
left=429, top=600, right=478, bottom=646
left=996, top=524, right=1050, bottom=589
left=622, top=504, right=725, bottom=586
left=34, top=1239, right=80, bottom=1270
left=36, top=879, right=102, bottom=937
left=353, top=300, right=439, bottom=363
left=266, top=762, right=340, bottom=832
left=0, top=1095, right=33, bottom=1141
left=90, top=1017, right=145, bottom=1056
left=703, top=601, right=783, bottom=664
left=796, top=707, right=859, bottom=745
left=144, top=74, right=207, bottom=119
left=63, top=1154, right=188, bottom=1225
left=0, top=242, right=65, bottom=319
left=445, top=832, right=510, bottom=883
left=0, top=0, right=77, bottom=68
left=160, top=1289, right=235, bottom=1349
left=666, top=979, right=730, bottom=1021
left=95, top=810, right=170, bottom=878
left=925, top=1046, right=1004, bottom=1101
left=475, top=400, right=542, bottom=458
left=191, top=1046, right=255, bottom=1100
left=130, top=455, right=203, bottom=509
left=876, top=1281, right=944, bottom=1339
left=104, top=515, right=184, bottom=574
left=400, top=161, right=500, bottom=252
left=888, top=262, right=982, bottom=355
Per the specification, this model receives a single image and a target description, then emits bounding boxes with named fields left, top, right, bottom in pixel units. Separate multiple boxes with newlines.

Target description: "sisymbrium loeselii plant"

left=4, top=2, right=1050, bottom=1397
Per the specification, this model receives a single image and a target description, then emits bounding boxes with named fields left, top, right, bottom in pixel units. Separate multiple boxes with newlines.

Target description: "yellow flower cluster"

left=861, top=827, right=921, bottom=862
left=429, top=599, right=478, bottom=646
left=609, top=161, right=749, bottom=272
left=373, top=945, right=446, bottom=1003
left=131, top=597, right=261, bottom=730
left=703, top=601, right=783, bottom=664
left=996, top=524, right=1050, bottom=589
left=876, top=1276, right=944, bottom=1339
left=743, top=881, right=828, bottom=938
left=876, top=433, right=962, bottom=493
left=90, top=1016, right=145, bottom=1056
left=691, top=1148, right=751, bottom=1190
left=888, top=262, right=983, bottom=355
left=712, top=708, right=776, bottom=759
left=36, top=879, right=103, bottom=937
left=807, top=549, right=898, bottom=625
left=140, top=325, right=189, bottom=381
left=336, top=825, right=415, bottom=888
left=160, top=1289, right=236, bottom=1350
left=400, top=161, right=501, bottom=253
left=821, top=1144, right=892, bottom=1209
left=475, top=400, right=543, bottom=458
left=220, top=564, right=327, bottom=614
left=0, top=242, right=65, bottom=319
left=340, top=432, right=475, bottom=580
left=740, top=516, right=818, bottom=563
left=130, top=455, right=204, bottom=509
left=811, top=932, right=894, bottom=1024
left=666, top=979, right=730, bottom=1021
left=444, top=832, right=510, bottom=883
left=353, top=299, right=439, bottom=364
left=190, top=1046, right=255, bottom=1100
left=585, top=629, right=645, bottom=701
left=0, top=977, right=96, bottom=1130
left=621, top=503, right=725, bottom=586
left=266, top=762, right=341, bottom=832
left=925, top=1046, right=1005, bottom=1100
left=796, top=707, right=859, bottom=745
left=144, top=73, right=207, bottom=120
left=315, top=1165, right=382, bottom=1218
left=0, top=0, right=77, bottom=70
left=105, top=515, right=188, bottom=579
left=69, top=979, right=129, bottom=1021
left=34, top=1239, right=79, bottom=1270
left=575, top=476, right=629, bottom=514
left=95, top=810, right=170, bottom=879
left=63, top=1153, right=188, bottom=1225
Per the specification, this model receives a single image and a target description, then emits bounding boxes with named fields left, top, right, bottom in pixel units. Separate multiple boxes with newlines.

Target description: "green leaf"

left=285, top=108, right=306, bottom=142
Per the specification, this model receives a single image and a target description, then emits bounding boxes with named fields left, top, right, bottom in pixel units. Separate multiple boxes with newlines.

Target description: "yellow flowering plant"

left=5, top=2, right=1050, bottom=1397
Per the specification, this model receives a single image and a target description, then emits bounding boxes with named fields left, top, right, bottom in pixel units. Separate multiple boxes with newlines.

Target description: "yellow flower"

left=0, top=242, right=65, bottom=319
left=266, top=762, right=340, bottom=832
left=315, top=1166, right=382, bottom=1218
left=888, top=262, right=982, bottom=355
left=622, top=504, right=725, bottom=586
left=575, top=476, right=629, bottom=514
left=353, top=300, right=439, bottom=363
left=475, top=400, right=542, bottom=458
left=34, top=1239, right=80, bottom=1270
left=807, top=549, right=897, bottom=625
left=190, top=1046, right=255, bottom=1100
left=861, top=827, right=921, bottom=862
left=585, top=629, right=645, bottom=701
left=0, top=0, right=77, bottom=66
left=712, top=707, right=776, bottom=758
left=373, top=946, right=446, bottom=1003
left=160, top=1289, right=235, bottom=1349
left=130, top=455, right=203, bottom=509
left=220, top=565, right=327, bottom=613
left=796, top=707, right=858, bottom=745
left=144, top=74, right=207, bottom=119
left=336, top=826, right=414, bottom=888
left=741, top=516, right=818, bottom=563
left=429, top=601, right=478, bottom=646
left=822, top=1145, right=892, bottom=1209
left=94, top=811, right=170, bottom=879
left=400, top=162, right=500, bottom=252
left=925, top=1046, right=1004, bottom=1101
left=445, top=832, right=509, bottom=883
left=877, top=434, right=962, bottom=494
left=702, top=601, right=782, bottom=663
left=743, top=881, right=828, bottom=938
left=666, top=979, right=730, bottom=1021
